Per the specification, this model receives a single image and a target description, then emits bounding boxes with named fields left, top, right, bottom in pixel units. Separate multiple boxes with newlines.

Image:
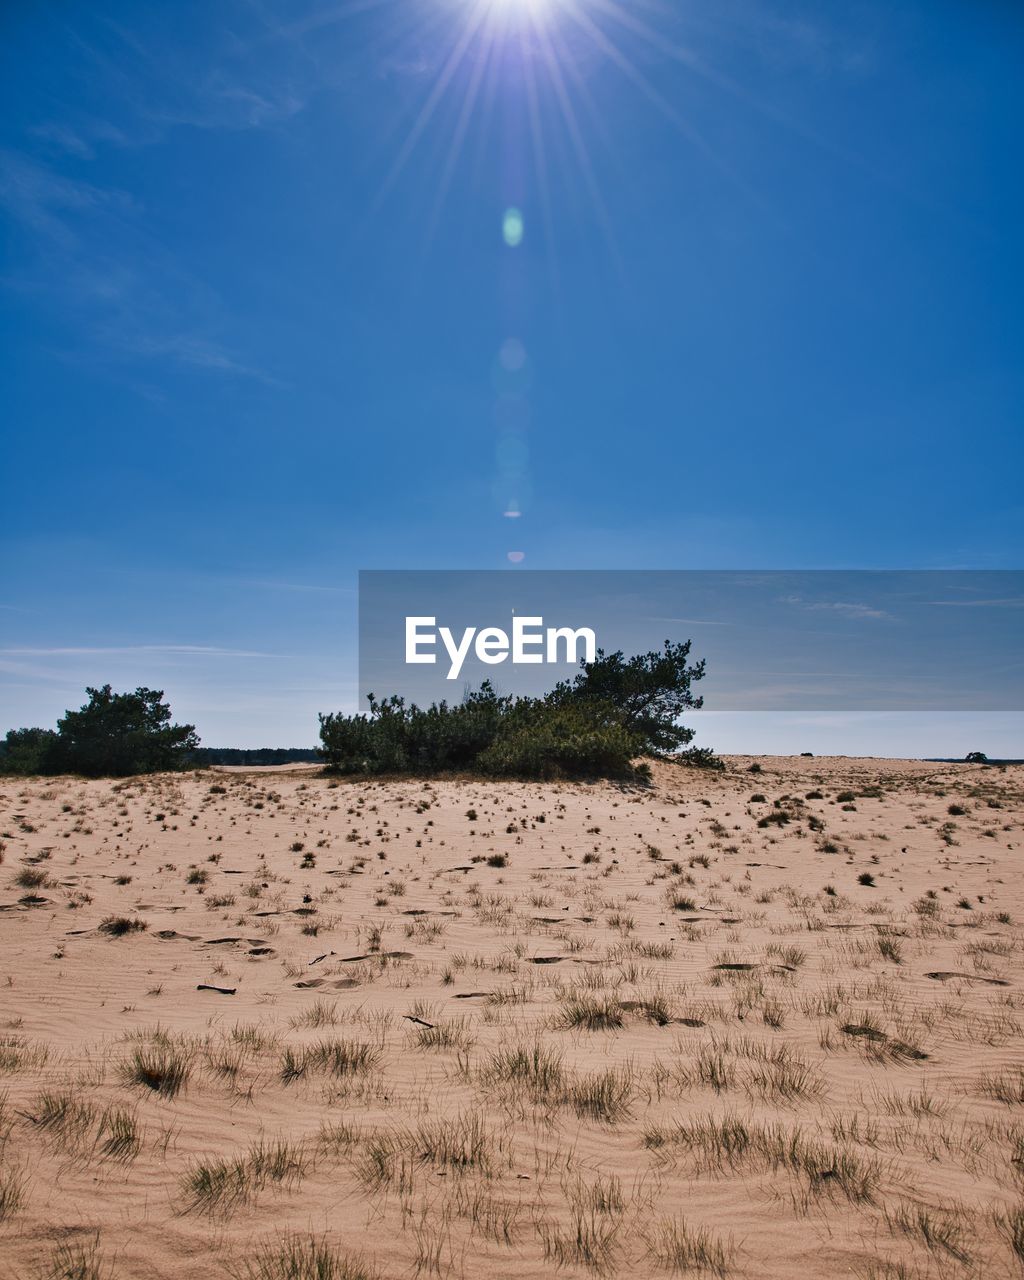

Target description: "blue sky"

left=1, top=0, right=1022, bottom=750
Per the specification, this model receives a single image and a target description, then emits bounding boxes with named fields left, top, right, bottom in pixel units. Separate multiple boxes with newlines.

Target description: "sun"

left=486, top=0, right=558, bottom=27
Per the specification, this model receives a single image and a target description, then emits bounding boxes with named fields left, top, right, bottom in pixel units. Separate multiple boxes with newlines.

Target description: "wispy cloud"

left=1, top=9, right=321, bottom=389
left=780, top=595, right=893, bottom=621
left=0, top=149, right=133, bottom=248
left=642, top=615, right=733, bottom=626
left=245, top=579, right=355, bottom=595
left=0, top=645, right=277, bottom=659
left=28, top=117, right=130, bottom=160
left=146, top=77, right=309, bottom=134
left=928, top=597, right=1024, bottom=609
left=122, top=333, right=281, bottom=384
left=0, top=147, right=279, bottom=386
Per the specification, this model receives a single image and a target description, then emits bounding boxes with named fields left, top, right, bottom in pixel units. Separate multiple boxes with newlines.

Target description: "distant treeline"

left=191, top=747, right=321, bottom=766
left=925, top=757, right=1020, bottom=766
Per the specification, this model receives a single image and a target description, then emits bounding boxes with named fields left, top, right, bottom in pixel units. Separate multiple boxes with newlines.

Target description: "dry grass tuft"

left=646, top=1216, right=734, bottom=1276
left=98, top=915, right=147, bottom=936
left=644, top=1112, right=885, bottom=1204
left=555, top=992, right=624, bottom=1032
left=119, top=1042, right=193, bottom=1098
left=182, top=1139, right=308, bottom=1214
left=40, top=1233, right=112, bottom=1280
left=229, top=1233, right=379, bottom=1280
left=280, top=1039, right=382, bottom=1083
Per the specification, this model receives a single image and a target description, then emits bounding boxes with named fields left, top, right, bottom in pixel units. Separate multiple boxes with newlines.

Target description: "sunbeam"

left=370, top=0, right=765, bottom=257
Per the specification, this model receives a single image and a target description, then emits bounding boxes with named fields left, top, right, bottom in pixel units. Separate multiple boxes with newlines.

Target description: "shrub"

left=2, top=687, right=198, bottom=777
left=13, top=867, right=49, bottom=890
left=319, top=641, right=715, bottom=780
left=0, top=727, right=60, bottom=776
left=478, top=699, right=645, bottom=780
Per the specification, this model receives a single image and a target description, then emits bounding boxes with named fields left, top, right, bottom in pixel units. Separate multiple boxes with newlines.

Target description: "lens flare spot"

left=496, top=435, right=529, bottom=472
left=499, top=337, right=526, bottom=371
left=502, top=207, right=524, bottom=247
left=503, top=509, right=522, bottom=518
left=494, top=395, right=530, bottom=430
left=507, top=550, right=525, bottom=563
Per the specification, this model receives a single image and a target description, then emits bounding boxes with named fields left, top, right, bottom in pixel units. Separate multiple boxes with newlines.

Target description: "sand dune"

left=0, top=756, right=1022, bottom=1279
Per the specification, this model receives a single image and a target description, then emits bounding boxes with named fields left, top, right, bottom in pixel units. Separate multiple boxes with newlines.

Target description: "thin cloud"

left=0, top=645, right=278, bottom=659
left=245, top=579, right=355, bottom=595
left=642, top=615, right=734, bottom=626
left=123, top=333, right=282, bottom=385
left=928, top=597, right=1024, bottom=608
left=0, top=150, right=132, bottom=248
left=0, top=149, right=280, bottom=387
left=780, top=595, right=892, bottom=620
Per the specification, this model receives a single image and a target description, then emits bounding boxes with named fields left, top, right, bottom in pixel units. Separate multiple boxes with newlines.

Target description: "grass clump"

left=355, top=1114, right=499, bottom=1194
left=13, top=867, right=49, bottom=890
left=993, top=1204, right=1024, bottom=1266
left=98, top=915, right=148, bottom=936
left=0, top=1035, right=49, bottom=1073
left=31, top=1090, right=96, bottom=1150
left=538, top=1206, right=621, bottom=1276
left=885, top=1201, right=971, bottom=1264
left=96, top=1104, right=141, bottom=1161
left=646, top=1217, right=734, bottom=1276
left=668, top=890, right=698, bottom=912
left=556, top=992, right=624, bottom=1032
left=481, top=1041, right=566, bottom=1103
left=281, top=1039, right=381, bottom=1083
left=289, top=999, right=338, bottom=1030
left=413, top=1113, right=494, bottom=1173
left=183, top=1139, right=307, bottom=1214
left=0, top=1160, right=26, bottom=1221
left=643, top=1113, right=884, bottom=1204
left=119, top=1042, right=192, bottom=1098
left=412, top=1018, right=475, bottom=1052
left=565, top=1065, right=636, bottom=1123
left=41, top=1233, right=112, bottom=1279
left=979, top=1069, right=1024, bottom=1105
left=230, top=1233, right=378, bottom=1280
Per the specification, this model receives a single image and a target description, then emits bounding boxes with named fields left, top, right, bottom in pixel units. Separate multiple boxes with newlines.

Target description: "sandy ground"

left=0, top=756, right=1022, bottom=1280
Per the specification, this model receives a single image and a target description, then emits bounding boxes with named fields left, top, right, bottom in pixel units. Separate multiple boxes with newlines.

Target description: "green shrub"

left=1, top=686, right=198, bottom=778
left=319, top=641, right=714, bottom=781
left=0, top=727, right=60, bottom=776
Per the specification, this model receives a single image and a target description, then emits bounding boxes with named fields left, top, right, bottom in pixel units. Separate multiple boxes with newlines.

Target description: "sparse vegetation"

left=119, top=1041, right=192, bottom=1097
left=2, top=754, right=1022, bottom=1279
left=230, top=1234, right=379, bottom=1280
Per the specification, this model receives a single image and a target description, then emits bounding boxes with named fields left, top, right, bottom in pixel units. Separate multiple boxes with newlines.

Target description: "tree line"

left=1, top=642, right=722, bottom=779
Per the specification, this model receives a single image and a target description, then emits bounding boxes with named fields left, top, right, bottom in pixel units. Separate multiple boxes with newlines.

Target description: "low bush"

left=319, top=641, right=718, bottom=780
